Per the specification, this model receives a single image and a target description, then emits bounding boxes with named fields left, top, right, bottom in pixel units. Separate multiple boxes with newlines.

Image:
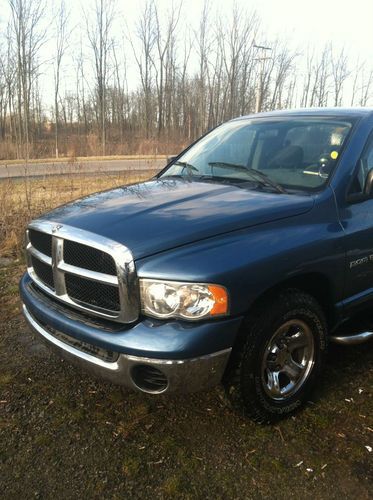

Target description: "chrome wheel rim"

left=261, top=319, right=315, bottom=401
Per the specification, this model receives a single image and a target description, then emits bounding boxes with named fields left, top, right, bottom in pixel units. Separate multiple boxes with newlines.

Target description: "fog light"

left=131, top=365, right=168, bottom=393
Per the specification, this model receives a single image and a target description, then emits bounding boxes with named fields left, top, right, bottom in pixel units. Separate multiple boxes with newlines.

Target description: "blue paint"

left=20, top=108, right=373, bottom=360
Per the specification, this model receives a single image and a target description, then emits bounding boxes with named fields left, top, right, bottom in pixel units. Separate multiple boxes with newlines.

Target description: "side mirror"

left=364, top=169, right=373, bottom=196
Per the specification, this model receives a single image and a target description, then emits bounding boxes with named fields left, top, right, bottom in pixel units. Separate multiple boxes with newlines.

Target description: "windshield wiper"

left=246, top=168, right=287, bottom=194
left=172, top=161, right=199, bottom=176
left=193, top=174, right=256, bottom=185
left=161, top=174, right=189, bottom=180
left=161, top=161, right=199, bottom=181
left=161, top=161, right=198, bottom=180
left=208, top=162, right=287, bottom=194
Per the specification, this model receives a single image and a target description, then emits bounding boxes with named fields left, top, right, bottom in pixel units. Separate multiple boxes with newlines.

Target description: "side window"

left=350, top=136, right=373, bottom=195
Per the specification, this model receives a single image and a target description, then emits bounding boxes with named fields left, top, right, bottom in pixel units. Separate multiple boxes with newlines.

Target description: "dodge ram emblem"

left=52, top=224, right=62, bottom=233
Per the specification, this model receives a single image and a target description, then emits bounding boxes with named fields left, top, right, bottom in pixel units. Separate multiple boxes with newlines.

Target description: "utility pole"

left=253, top=43, right=272, bottom=113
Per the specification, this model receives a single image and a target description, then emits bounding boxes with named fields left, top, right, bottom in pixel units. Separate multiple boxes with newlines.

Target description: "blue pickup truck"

left=20, top=108, right=373, bottom=422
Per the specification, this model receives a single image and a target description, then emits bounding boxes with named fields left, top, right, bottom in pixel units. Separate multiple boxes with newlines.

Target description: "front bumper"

left=20, top=274, right=242, bottom=393
left=23, top=304, right=231, bottom=393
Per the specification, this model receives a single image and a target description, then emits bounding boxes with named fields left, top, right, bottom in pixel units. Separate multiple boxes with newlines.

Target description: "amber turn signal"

left=208, top=285, right=229, bottom=315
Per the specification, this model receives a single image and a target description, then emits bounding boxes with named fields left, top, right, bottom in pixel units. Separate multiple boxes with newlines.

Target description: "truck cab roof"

left=235, top=107, right=373, bottom=121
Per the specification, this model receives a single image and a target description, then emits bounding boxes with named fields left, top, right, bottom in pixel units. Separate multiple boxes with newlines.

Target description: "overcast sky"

left=255, top=0, right=373, bottom=51
left=2, top=0, right=373, bottom=107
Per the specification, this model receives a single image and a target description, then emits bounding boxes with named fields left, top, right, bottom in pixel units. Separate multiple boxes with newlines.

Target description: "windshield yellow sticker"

left=330, top=151, right=339, bottom=160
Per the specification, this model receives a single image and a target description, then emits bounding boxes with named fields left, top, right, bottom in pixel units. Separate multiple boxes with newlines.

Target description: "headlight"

left=139, top=279, right=229, bottom=320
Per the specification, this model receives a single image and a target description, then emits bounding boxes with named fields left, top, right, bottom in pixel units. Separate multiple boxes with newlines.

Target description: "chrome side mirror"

left=167, top=155, right=177, bottom=164
left=364, top=169, right=373, bottom=197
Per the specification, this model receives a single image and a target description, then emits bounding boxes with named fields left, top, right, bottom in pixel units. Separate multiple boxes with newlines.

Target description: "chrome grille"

left=65, top=274, right=120, bottom=312
left=26, top=220, right=140, bottom=323
left=64, top=239, right=117, bottom=275
left=31, top=255, right=54, bottom=290
left=29, top=229, right=52, bottom=256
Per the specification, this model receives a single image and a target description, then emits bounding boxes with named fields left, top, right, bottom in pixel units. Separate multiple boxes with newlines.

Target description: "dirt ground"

left=0, top=261, right=372, bottom=499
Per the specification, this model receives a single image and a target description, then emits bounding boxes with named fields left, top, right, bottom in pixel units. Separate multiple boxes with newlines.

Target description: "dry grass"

left=0, top=170, right=155, bottom=258
left=0, top=154, right=169, bottom=166
left=0, top=133, right=186, bottom=160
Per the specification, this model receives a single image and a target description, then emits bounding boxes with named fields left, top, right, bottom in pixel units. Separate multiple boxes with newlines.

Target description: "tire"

left=224, top=289, right=328, bottom=423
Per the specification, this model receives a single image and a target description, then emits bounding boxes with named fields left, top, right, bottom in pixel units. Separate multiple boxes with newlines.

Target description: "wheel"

left=225, top=289, right=328, bottom=423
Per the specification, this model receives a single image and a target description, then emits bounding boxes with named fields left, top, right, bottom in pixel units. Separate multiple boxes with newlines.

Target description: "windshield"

left=160, top=117, right=354, bottom=193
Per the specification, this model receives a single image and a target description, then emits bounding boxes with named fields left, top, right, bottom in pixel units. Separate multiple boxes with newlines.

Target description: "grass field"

left=0, top=154, right=169, bottom=166
left=0, top=170, right=156, bottom=258
left=0, top=173, right=372, bottom=499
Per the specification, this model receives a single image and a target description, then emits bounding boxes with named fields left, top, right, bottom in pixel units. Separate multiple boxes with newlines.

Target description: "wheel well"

left=249, top=273, right=336, bottom=328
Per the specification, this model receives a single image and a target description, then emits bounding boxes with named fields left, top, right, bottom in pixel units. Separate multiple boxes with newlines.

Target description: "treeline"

left=0, top=0, right=372, bottom=160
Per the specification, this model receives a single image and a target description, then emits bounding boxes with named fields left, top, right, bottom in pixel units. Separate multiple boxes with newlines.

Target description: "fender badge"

left=52, top=224, right=63, bottom=233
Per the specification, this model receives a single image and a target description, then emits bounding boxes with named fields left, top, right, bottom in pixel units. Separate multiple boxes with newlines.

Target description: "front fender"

left=136, top=189, right=344, bottom=316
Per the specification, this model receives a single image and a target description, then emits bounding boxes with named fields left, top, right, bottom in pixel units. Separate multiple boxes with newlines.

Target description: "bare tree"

left=0, top=2, right=373, bottom=161
left=331, top=47, right=350, bottom=106
left=85, top=0, right=115, bottom=155
left=300, top=49, right=314, bottom=108
left=351, top=59, right=362, bottom=107
left=129, top=0, right=156, bottom=139
left=151, top=2, right=182, bottom=138
left=194, top=1, right=211, bottom=135
left=359, top=68, right=373, bottom=106
left=220, top=7, right=258, bottom=118
left=269, top=42, right=297, bottom=110
left=0, top=51, right=9, bottom=141
left=0, top=25, right=18, bottom=155
left=53, top=0, right=69, bottom=158
left=8, top=0, right=46, bottom=160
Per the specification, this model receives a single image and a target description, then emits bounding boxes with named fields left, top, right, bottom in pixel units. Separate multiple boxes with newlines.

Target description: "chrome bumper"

left=23, top=304, right=231, bottom=394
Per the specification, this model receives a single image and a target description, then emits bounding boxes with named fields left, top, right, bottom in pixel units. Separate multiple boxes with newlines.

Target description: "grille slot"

left=51, top=330, right=118, bottom=362
left=64, top=240, right=117, bottom=275
left=29, top=229, right=52, bottom=257
left=65, top=274, right=120, bottom=312
left=28, top=281, right=124, bottom=332
left=27, top=307, right=119, bottom=362
left=31, top=256, right=54, bottom=290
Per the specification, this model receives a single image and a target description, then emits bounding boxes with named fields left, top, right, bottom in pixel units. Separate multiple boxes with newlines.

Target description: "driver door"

left=342, top=134, right=373, bottom=309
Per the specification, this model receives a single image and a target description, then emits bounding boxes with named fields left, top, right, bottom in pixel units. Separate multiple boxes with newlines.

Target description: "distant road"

left=0, top=158, right=168, bottom=179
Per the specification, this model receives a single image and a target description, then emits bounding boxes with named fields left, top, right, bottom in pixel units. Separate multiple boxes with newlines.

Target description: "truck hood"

left=40, top=179, right=314, bottom=259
